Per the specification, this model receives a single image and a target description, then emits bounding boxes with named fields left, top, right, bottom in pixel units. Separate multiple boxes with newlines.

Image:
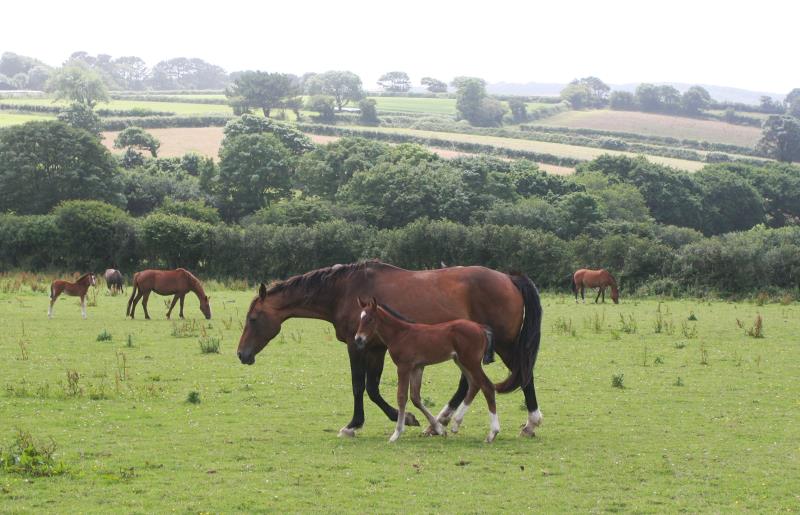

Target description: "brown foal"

left=48, top=273, right=96, bottom=319
left=354, top=297, right=500, bottom=443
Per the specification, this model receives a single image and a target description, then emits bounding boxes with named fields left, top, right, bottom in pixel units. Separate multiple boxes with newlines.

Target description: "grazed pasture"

left=538, top=109, right=762, bottom=147
left=1, top=278, right=798, bottom=512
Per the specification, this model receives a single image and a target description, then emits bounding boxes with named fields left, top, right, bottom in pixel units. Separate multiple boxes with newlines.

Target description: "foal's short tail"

left=126, top=274, right=138, bottom=317
left=495, top=274, right=542, bottom=393
left=481, top=325, right=495, bottom=365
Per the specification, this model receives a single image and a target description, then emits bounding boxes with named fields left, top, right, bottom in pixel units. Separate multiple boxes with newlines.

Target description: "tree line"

left=1, top=115, right=799, bottom=294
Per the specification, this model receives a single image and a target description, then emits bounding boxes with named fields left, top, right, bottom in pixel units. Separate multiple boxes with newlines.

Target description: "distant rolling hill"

left=487, top=81, right=785, bottom=104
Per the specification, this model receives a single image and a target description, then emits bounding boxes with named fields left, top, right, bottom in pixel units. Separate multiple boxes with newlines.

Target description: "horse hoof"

left=337, top=427, right=356, bottom=438
left=519, top=427, right=536, bottom=437
left=404, top=413, right=420, bottom=427
left=486, top=431, right=498, bottom=443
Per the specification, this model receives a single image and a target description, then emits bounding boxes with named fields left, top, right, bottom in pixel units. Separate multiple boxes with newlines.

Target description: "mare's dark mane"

left=267, top=260, right=390, bottom=303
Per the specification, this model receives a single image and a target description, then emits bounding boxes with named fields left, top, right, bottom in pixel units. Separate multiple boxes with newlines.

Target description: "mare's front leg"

left=365, top=345, right=418, bottom=427
left=179, top=295, right=185, bottom=318
left=595, top=288, right=603, bottom=303
left=581, top=285, right=586, bottom=303
left=390, top=366, right=411, bottom=442
left=339, top=344, right=366, bottom=438
left=166, top=295, right=179, bottom=319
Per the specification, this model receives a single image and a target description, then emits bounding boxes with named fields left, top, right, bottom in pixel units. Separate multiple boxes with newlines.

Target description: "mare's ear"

left=357, top=296, right=367, bottom=308
left=370, top=296, right=378, bottom=308
left=259, top=283, right=267, bottom=300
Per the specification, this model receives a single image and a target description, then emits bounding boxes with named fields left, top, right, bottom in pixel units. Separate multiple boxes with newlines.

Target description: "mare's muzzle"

left=353, top=335, right=367, bottom=350
left=237, top=351, right=255, bottom=365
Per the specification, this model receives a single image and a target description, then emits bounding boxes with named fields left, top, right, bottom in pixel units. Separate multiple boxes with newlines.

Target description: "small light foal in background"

left=572, top=268, right=619, bottom=304
left=354, top=297, right=500, bottom=443
left=48, top=273, right=96, bottom=319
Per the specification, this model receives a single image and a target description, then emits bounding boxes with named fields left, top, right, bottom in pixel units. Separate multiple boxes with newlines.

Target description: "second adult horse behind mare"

left=126, top=268, right=211, bottom=320
left=572, top=268, right=619, bottom=304
left=104, top=268, right=124, bottom=294
left=237, top=260, right=543, bottom=438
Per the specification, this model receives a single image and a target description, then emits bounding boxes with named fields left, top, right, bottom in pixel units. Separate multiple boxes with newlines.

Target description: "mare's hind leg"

left=166, top=295, right=179, bottom=319
left=130, top=292, right=143, bottom=319
left=141, top=292, right=152, bottom=319
left=409, top=367, right=445, bottom=436
left=424, top=373, right=468, bottom=435
left=520, top=377, right=543, bottom=437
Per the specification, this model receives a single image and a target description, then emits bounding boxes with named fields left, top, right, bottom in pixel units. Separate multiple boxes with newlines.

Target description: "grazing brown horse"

left=126, top=268, right=211, bottom=320
left=572, top=268, right=619, bottom=304
left=48, top=273, right=96, bottom=319
left=354, top=297, right=500, bottom=443
left=237, top=260, right=543, bottom=439
left=104, top=269, right=124, bottom=294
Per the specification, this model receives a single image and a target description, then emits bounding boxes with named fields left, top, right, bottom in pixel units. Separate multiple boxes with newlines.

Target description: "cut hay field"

left=101, top=128, right=576, bottom=175
left=340, top=125, right=707, bottom=171
left=1, top=277, right=798, bottom=512
left=538, top=110, right=762, bottom=147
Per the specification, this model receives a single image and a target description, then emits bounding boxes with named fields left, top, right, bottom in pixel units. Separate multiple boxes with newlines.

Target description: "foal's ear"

left=259, top=283, right=267, bottom=300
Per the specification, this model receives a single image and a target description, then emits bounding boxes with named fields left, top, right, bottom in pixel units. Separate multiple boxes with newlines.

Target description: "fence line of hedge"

left=101, top=115, right=234, bottom=131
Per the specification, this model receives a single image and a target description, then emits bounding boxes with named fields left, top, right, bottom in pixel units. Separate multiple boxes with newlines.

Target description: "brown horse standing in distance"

left=572, top=268, right=619, bottom=304
left=126, top=268, right=211, bottom=320
left=354, top=297, right=500, bottom=443
left=49, top=273, right=96, bottom=319
left=104, top=269, right=124, bottom=294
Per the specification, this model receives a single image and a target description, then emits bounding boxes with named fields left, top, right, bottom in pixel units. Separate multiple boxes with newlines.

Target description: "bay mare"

left=126, top=268, right=211, bottom=320
left=572, top=268, right=619, bottom=304
left=237, top=260, right=543, bottom=438
left=48, top=273, right=96, bottom=319
left=354, top=297, right=500, bottom=443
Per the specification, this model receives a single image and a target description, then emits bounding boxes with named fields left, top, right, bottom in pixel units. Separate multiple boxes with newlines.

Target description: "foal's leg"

left=80, top=294, right=87, bottom=319
left=390, top=366, right=411, bottom=443
left=178, top=294, right=185, bottom=319
left=473, top=366, right=499, bottom=443
left=48, top=289, right=59, bottom=318
left=425, top=373, right=467, bottom=435
left=166, top=295, right=179, bottom=319
left=409, top=367, right=445, bottom=436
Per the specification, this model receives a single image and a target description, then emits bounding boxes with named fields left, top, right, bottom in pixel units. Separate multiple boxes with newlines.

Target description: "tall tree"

left=151, top=57, right=227, bottom=90
left=306, top=71, right=364, bottom=111
left=507, top=98, right=528, bottom=123
left=681, top=85, right=712, bottom=115
left=421, top=77, right=447, bottom=93
left=225, top=71, right=294, bottom=117
left=454, top=77, right=487, bottom=122
left=635, top=83, right=661, bottom=111
left=560, top=82, right=591, bottom=109
left=377, top=71, right=411, bottom=92
left=568, top=77, right=610, bottom=107
left=757, top=115, right=800, bottom=163
left=784, top=88, right=800, bottom=108
left=112, top=56, right=150, bottom=90
left=0, top=121, right=122, bottom=214
left=46, top=63, right=109, bottom=108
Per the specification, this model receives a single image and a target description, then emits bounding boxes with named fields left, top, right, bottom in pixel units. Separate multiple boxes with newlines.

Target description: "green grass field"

left=369, top=96, right=554, bottom=116
left=0, top=98, right=232, bottom=116
left=0, top=111, right=55, bottom=127
left=1, top=275, right=798, bottom=512
left=538, top=109, right=762, bottom=147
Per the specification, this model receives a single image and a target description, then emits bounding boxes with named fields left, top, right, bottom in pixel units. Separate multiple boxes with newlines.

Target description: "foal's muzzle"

left=353, top=335, right=366, bottom=350
left=237, top=351, right=255, bottom=365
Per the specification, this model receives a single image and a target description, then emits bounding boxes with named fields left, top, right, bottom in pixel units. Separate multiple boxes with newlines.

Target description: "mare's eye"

left=249, top=317, right=258, bottom=324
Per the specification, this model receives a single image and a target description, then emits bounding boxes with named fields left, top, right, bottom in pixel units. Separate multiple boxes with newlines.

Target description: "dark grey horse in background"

left=104, top=269, right=125, bottom=294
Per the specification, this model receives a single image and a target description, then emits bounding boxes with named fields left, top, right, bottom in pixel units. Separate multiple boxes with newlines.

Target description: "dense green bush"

left=140, top=213, right=213, bottom=269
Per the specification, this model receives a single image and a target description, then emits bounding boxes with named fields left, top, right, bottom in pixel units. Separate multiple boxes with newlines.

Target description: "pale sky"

left=1, top=0, right=797, bottom=93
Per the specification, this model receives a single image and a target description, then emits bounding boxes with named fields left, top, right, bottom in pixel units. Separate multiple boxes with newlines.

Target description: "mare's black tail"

left=494, top=274, right=542, bottom=393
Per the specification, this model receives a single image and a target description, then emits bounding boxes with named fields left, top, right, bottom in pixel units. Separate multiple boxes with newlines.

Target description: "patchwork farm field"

left=1, top=279, right=798, bottom=512
left=0, top=97, right=233, bottom=116
left=0, top=111, right=54, bottom=127
left=538, top=109, right=762, bottom=147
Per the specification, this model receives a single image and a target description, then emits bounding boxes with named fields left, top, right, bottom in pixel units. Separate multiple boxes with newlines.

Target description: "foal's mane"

left=267, top=260, right=389, bottom=303
left=377, top=303, right=415, bottom=323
